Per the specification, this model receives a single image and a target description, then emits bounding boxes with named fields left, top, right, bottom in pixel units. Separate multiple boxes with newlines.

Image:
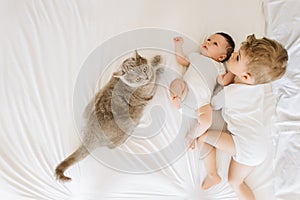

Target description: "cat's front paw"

left=151, top=55, right=161, bottom=66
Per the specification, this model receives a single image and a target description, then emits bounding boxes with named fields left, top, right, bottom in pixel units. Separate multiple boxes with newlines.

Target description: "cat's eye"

left=143, top=66, right=147, bottom=72
left=136, top=77, right=141, bottom=82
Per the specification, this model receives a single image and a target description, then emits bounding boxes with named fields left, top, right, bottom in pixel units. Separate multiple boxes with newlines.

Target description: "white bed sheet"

left=1, top=0, right=298, bottom=199
left=264, top=0, right=300, bottom=199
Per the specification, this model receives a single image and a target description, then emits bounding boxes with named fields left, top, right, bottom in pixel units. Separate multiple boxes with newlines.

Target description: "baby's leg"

left=201, top=129, right=236, bottom=156
left=228, top=159, right=255, bottom=200
left=202, top=131, right=255, bottom=198
left=197, top=130, right=235, bottom=190
left=199, top=144, right=222, bottom=190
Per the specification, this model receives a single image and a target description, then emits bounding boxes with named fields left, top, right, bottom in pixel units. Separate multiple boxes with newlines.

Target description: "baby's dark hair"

left=216, top=32, right=235, bottom=62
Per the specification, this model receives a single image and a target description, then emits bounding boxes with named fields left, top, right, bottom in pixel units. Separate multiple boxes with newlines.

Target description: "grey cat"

left=55, top=51, right=162, bottom=182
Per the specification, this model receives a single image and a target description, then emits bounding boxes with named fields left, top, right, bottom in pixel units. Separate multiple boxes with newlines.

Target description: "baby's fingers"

left=173, top=36, right=183, bottom=42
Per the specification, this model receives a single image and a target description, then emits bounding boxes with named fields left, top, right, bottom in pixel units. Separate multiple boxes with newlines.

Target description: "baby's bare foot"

left=202, top=174, right=222, bottom=190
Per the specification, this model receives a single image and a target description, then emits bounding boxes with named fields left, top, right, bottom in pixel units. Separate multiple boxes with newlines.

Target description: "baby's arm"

left=174, top=37, right=190, bottom=68
left=217, top=71, right=235, bottom=86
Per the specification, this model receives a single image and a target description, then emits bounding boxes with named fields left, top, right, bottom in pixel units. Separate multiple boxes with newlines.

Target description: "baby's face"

left=200, top=34, right=228, bottom=62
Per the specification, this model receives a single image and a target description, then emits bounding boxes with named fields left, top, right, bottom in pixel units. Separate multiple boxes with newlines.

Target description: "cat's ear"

left=135, top=50, right=141, bottom=60
left=135, top=50, right=147, bottom=65
left=113, top=70, right=124, bottom=78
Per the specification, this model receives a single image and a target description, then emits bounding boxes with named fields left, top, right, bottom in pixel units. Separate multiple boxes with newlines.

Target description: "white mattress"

left=0, top=0, right=299, bottom=199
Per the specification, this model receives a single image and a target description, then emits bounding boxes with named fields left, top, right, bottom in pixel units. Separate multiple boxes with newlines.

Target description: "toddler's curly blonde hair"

left=241, top=34, right=288, bottom=84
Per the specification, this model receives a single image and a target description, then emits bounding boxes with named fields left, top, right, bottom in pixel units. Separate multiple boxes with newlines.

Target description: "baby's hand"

left=173, top=37, right=184, bottom=46
left=171, top=96, right=181, bottom=109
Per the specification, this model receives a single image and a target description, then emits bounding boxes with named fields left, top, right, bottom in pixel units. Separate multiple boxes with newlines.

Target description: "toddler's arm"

left=174, top=37, right=190, bottom=68
left=217, top=71, right=235, bottom=86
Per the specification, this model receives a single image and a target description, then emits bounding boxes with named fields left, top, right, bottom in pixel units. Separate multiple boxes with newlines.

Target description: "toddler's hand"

left=173, top=37, right=184, bottom=46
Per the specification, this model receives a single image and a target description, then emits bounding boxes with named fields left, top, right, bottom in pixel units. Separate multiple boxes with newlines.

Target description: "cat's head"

left=113, top=51, right=161, bottom=87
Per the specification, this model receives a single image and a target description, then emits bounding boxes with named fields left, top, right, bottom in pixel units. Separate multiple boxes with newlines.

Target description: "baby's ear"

left=113, top=70, right=124, bottom=78
left=218, top=54, right=227, bottom=62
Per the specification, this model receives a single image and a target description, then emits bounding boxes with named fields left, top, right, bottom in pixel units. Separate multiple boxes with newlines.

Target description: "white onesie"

left=212, top=83, right=275, bottom=166
left=179, top=53, right=222, bottom=118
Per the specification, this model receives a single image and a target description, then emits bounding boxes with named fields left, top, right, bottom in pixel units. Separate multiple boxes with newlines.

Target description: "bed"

left=1, top=0, right=299, bottom=199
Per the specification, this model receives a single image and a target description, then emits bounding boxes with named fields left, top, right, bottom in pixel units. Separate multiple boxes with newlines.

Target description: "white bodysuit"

left=180, top=53, right=223, bottom=118
left=212, top=83, right=275, bottom=166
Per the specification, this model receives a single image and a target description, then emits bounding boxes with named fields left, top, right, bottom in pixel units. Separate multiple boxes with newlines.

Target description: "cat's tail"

left=55, top=145, right=90, bottom=182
